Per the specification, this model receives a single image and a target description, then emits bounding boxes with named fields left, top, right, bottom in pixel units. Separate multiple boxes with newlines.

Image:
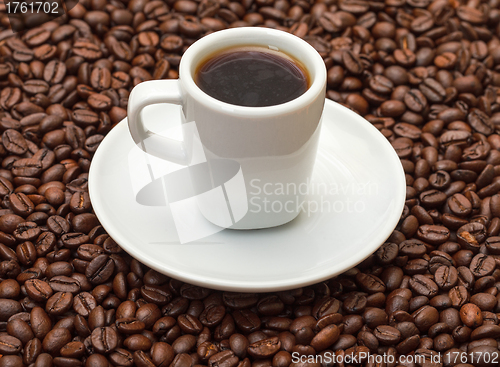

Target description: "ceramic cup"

left=127, top=27, right=326, bottom=230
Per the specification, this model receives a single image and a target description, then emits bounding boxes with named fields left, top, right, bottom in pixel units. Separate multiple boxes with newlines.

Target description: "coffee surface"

left=195, top=48, right=308, bottom=107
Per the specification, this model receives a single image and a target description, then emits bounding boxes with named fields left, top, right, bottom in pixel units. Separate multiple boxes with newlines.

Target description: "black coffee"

left=195, top=46, right=309, bottom=107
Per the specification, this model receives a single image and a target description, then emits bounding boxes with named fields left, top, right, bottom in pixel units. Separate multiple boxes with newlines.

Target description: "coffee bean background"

left=1, top=0, right=500, bottom=366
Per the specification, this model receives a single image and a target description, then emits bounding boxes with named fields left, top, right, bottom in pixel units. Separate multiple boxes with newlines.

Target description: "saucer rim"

left=89, top=99, right=406, bottom=292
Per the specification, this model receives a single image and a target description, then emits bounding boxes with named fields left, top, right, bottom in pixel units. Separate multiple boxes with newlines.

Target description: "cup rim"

left=179, top=27, right=326, bottom=117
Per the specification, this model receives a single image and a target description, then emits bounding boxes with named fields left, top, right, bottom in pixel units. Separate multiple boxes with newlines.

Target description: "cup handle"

left=127, top=80, right=188, bottom=165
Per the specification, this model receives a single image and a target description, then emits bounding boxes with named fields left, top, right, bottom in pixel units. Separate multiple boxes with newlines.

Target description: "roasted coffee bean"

left=409, top=274, right=439, bottom=297
left=109, top=348, right=134, bottom=367
left=457, top=266, right=475, bottom=290
left=44, top=60, right=66, bottom=84
left=0, top=355, right=24, bottom=367
left=49, top=276, right=81, bottom=294
left=91, top=326, right=118, bottom=353
left=309, top=323, right=340, bottom=351
left=90, top=67, right=112, bottom=91
left=457, top=222, right=486, bottom=251
left=136, top=303, right=161, bottom=329
left=172, top=334, right=196, bottom=354
left=25, top=279, right=53, bottom=302
left=246, top=336, right=280, bottom=358
left=434, top=266, right=458, bottom=291
left=116, top=318, right=146, bottom=334
left=342, top=51, right=364, bottom=75
left=29, top=306, right=51, bottom=340
left=85, top=254, right=115, bottom=284
left=87, top=93, right=112, bottom=111
left=349, top=281, right=381, bottom=303
left=16, top=241, right=37, bottom=266
left=214, top=314, right=236, bottom=341
left=46, top=291, right=73, bottom=316
left=449, top=286, right=469, bottom=308
left=468, top=109, right=494, bottom=136
left=124, top=334, right=152, bottom=351
left=195, top=304, right=224, bottom=328
left=23, top=338, right=42, bottom=365
left=178, top=313, right=203, bottom=334
left=6, top=317, right=34, bottom=345
left=404, top=89, right=427, bottom=113
left=2, top=129, right=28, bottom=155
left=226, top=334, right=247, bottom=359
left=46, top=215, right=70, bottom=235
left=398, top=239, right=426, bottom=258
left=60, top=341, right=85, bottom=358
left=42, top=327, right=72, bottom=355
left=72, top=109, right=99, bottom=126
left=375, top=242, right=398, bottom=265
left=77, top=243, right=105, bottom=261
left=12, top=159, right=43, bottom=179
left=85, top=354, right=110, bottom=367
left=73, top=292, right=97, bottom=317
left=469, top=254, right=496, bottom=277
left=460, top=303, right=483, bottom=328
left=72, top=41, right=102, bottom=60
left=209, top=350, right=239, bottom=367
left=420, top=190, right=447, bottom=208
left=311, top=296, right=340, bottom=318
left=233, top=309, right=261, bottom=333
left=198, top=340, right=219, bottom=361
left=373, top=324, right=401, bottom=345
left=0, top=88, right=22, bottom=110
left=151, top=316, right=175, bottom=335
left=0, top=334, right=22, bottom=355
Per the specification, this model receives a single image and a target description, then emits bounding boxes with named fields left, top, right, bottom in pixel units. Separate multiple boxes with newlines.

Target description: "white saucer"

left=89, top=99, right=405, bottom=292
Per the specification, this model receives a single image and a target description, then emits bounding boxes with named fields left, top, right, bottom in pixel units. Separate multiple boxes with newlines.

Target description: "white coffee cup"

left=127, top=27, right=326, bottom=230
